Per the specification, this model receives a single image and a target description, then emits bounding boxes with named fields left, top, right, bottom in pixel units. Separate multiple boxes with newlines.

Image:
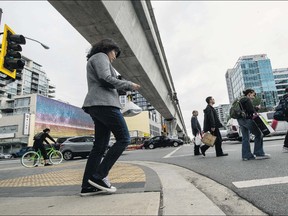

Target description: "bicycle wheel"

left=21, top=151, right=40, bottom=168
left=49, top=150, right=63, bottom=164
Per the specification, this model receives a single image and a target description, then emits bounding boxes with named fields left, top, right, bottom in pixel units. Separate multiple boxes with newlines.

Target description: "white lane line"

left=168, top=153, right=194, bottom=158
left=163, top=146, right=182, bottom=158
left=264, top=144, right=283, bottom=148
left=233, top=176, right=288, bottom=188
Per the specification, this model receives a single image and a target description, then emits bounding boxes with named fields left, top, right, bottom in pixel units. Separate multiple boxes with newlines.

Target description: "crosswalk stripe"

left=163, top=147, right=182, bottom=158
left=233, top=176, right=288, bottom=188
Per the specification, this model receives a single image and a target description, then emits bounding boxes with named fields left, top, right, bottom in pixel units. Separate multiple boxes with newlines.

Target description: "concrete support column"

left=164, top=118, right=177, bottom=138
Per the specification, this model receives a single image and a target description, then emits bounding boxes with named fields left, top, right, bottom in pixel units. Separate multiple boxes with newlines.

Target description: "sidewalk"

left=0, top=160, right=266, bottom=215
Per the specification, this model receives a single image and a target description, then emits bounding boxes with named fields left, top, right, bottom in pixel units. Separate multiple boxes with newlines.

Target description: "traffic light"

left=0, top=24, right=26, bottom=79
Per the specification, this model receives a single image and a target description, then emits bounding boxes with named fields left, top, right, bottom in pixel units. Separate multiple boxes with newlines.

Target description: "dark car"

left=143, top=136, right=184, bottom=149
left=11, top=147, right=34, bottom=158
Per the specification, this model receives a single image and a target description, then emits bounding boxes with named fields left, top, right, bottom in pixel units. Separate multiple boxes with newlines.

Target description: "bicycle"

left=21, top=145, right=63, bottom=168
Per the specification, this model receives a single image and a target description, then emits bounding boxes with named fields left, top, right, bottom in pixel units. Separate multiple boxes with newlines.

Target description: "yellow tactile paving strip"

left=0, top=163, right=145, bottom=187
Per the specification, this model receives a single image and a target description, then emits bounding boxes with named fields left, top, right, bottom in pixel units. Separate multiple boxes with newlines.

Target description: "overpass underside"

left=48, top=0, right=187, bottom=137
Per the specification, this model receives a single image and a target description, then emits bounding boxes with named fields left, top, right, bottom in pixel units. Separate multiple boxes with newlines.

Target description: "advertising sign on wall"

left=35, top=95, right=94, bottom=137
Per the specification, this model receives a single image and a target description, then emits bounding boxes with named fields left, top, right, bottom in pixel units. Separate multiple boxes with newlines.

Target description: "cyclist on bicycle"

left=33, top=128, right=56, bottom=166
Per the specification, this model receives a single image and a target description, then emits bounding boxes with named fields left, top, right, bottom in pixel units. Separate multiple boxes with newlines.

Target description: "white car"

left=0, top=153, right=12, bottom=159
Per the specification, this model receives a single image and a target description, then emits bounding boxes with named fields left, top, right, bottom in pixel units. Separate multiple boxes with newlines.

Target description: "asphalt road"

left=0, top=136, right=286, bottom=215
left=119, top=136, right=288, bottom=215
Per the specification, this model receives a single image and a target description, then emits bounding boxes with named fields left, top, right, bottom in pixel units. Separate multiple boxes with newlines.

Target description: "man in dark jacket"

left=33, top=128, right=56, bottom=166
left=282, top=88, right=288, bottom=153
left=201, top=96, right=228, bottom=157
left=191, top=110, right=201, bottom=155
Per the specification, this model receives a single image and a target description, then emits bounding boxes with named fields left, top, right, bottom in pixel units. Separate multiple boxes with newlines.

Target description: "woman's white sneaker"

left=255, top=154, right=271, bottom=160
left=282, top=147, right=288, bottom=153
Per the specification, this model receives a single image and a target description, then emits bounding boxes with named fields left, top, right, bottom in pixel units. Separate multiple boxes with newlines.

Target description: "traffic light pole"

left=25, top=37, right=49, bottom=49
left=0, top=8, right=2, bottom=26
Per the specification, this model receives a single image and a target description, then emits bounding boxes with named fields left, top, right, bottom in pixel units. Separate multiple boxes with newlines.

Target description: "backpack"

left=229, top=97, right=246, bottom=119
left=33, top=132, right=44, bottom=140
left=273, top=97, right=288, bottom=121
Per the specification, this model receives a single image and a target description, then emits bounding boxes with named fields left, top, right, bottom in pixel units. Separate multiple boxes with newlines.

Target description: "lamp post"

left=24, top=36, right=49, bottom=49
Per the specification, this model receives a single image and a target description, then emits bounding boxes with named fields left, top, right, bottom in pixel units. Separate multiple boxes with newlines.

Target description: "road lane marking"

left=168, top=153, right=194, bottom=158
left=233, top=176, right=288, bottom=188
left=163, top=147, right=182, bottom=158
left=264, top=144, right=282, bottom=148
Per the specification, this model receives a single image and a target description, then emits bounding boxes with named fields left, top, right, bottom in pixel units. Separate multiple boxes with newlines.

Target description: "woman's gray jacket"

left=83, top=53, right=133, bottom=109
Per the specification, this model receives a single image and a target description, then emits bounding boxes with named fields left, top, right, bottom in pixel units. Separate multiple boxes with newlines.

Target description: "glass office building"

left=273, top=68, right=288, bottom=100
left=226, top=54, right=278, bottom=108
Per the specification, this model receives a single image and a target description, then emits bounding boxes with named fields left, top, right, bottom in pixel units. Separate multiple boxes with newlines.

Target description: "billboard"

left=34, top=95, right=94, bottom=137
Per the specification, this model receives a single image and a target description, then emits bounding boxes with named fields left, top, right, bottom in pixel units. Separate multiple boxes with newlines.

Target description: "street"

left=0, top=136, right=287, bottom=215
left=119, top=136, right=288, bottom=215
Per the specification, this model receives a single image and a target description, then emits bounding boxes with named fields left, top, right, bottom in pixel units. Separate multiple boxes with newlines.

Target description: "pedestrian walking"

left=191, top=110, right=201, bottom=155
left=33, top=128, right=56, bottom=166
left=81, top=38, right=141, bottom=196
left=279, top=88, right=288, bottom=153
left=201, top=96, right=228, bottom=157
left=237, top=89, right=271, bottom=160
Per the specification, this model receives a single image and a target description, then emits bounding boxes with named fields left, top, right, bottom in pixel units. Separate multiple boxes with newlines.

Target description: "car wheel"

left=148, top=144, right=154, bottom=149
left=173, top=142, right=179, bottom=147
left=63, top=151, right=73, bottom=160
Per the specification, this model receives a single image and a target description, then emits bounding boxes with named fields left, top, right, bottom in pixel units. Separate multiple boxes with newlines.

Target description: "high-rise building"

left=214, top=104, right=230, bottom=125
left=225, top=54, right=278, bottom=108
left=273, top=68, right=288, bottom=100
left=0, top=55, right=55, bottom=99
left=225, top=69, right=234, bottom=104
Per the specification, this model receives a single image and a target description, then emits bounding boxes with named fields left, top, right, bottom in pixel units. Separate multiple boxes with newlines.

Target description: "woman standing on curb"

left=80, top=38, right=140, bottom=196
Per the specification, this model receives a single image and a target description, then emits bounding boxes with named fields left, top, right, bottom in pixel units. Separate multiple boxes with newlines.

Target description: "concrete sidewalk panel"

left=130, top=161, right=225, bottom=215
left=0, top=192, right=160, bottom=215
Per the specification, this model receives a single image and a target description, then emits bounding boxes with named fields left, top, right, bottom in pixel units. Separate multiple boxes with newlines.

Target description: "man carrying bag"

left=200, top=96, right=228, bottom=157
left=191, top=110, right=202, bottom=155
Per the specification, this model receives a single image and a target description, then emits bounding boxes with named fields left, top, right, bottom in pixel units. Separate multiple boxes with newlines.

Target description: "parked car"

left=60, top=136, right=94, bottom=160
left=0, top=153, right=12, bottom=159
left=54, top=136, right=72, bottom=150
left=143, top=136, right=184, bottom=149
left=219, top=127, right=229, bottom=141
left=11, top=147, right=34, bottom=158
left=226, top=118, right=241, bottom=141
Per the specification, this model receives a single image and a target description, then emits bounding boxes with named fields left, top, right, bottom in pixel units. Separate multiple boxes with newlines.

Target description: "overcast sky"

left=1, top=1, right=288, bottom=136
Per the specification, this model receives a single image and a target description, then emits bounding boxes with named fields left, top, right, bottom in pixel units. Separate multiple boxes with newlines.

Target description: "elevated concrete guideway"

left=48, top=0, right=187, bottom=137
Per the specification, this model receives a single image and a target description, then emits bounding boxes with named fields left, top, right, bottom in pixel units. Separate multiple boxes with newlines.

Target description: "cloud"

left=151, top=1, right=288, bottom=135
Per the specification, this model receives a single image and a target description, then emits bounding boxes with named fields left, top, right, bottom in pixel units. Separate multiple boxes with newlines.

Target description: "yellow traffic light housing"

left=0, top=24, right=26, bottom=79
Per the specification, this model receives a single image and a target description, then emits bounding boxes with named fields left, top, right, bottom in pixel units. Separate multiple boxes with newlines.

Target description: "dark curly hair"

left=86, top=38, right=121, bottom=60
left=243, top=89, right=256, bottom=96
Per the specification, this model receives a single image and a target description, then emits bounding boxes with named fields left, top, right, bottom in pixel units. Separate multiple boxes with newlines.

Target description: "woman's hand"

left=132, top=83, right=141, bottom=90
